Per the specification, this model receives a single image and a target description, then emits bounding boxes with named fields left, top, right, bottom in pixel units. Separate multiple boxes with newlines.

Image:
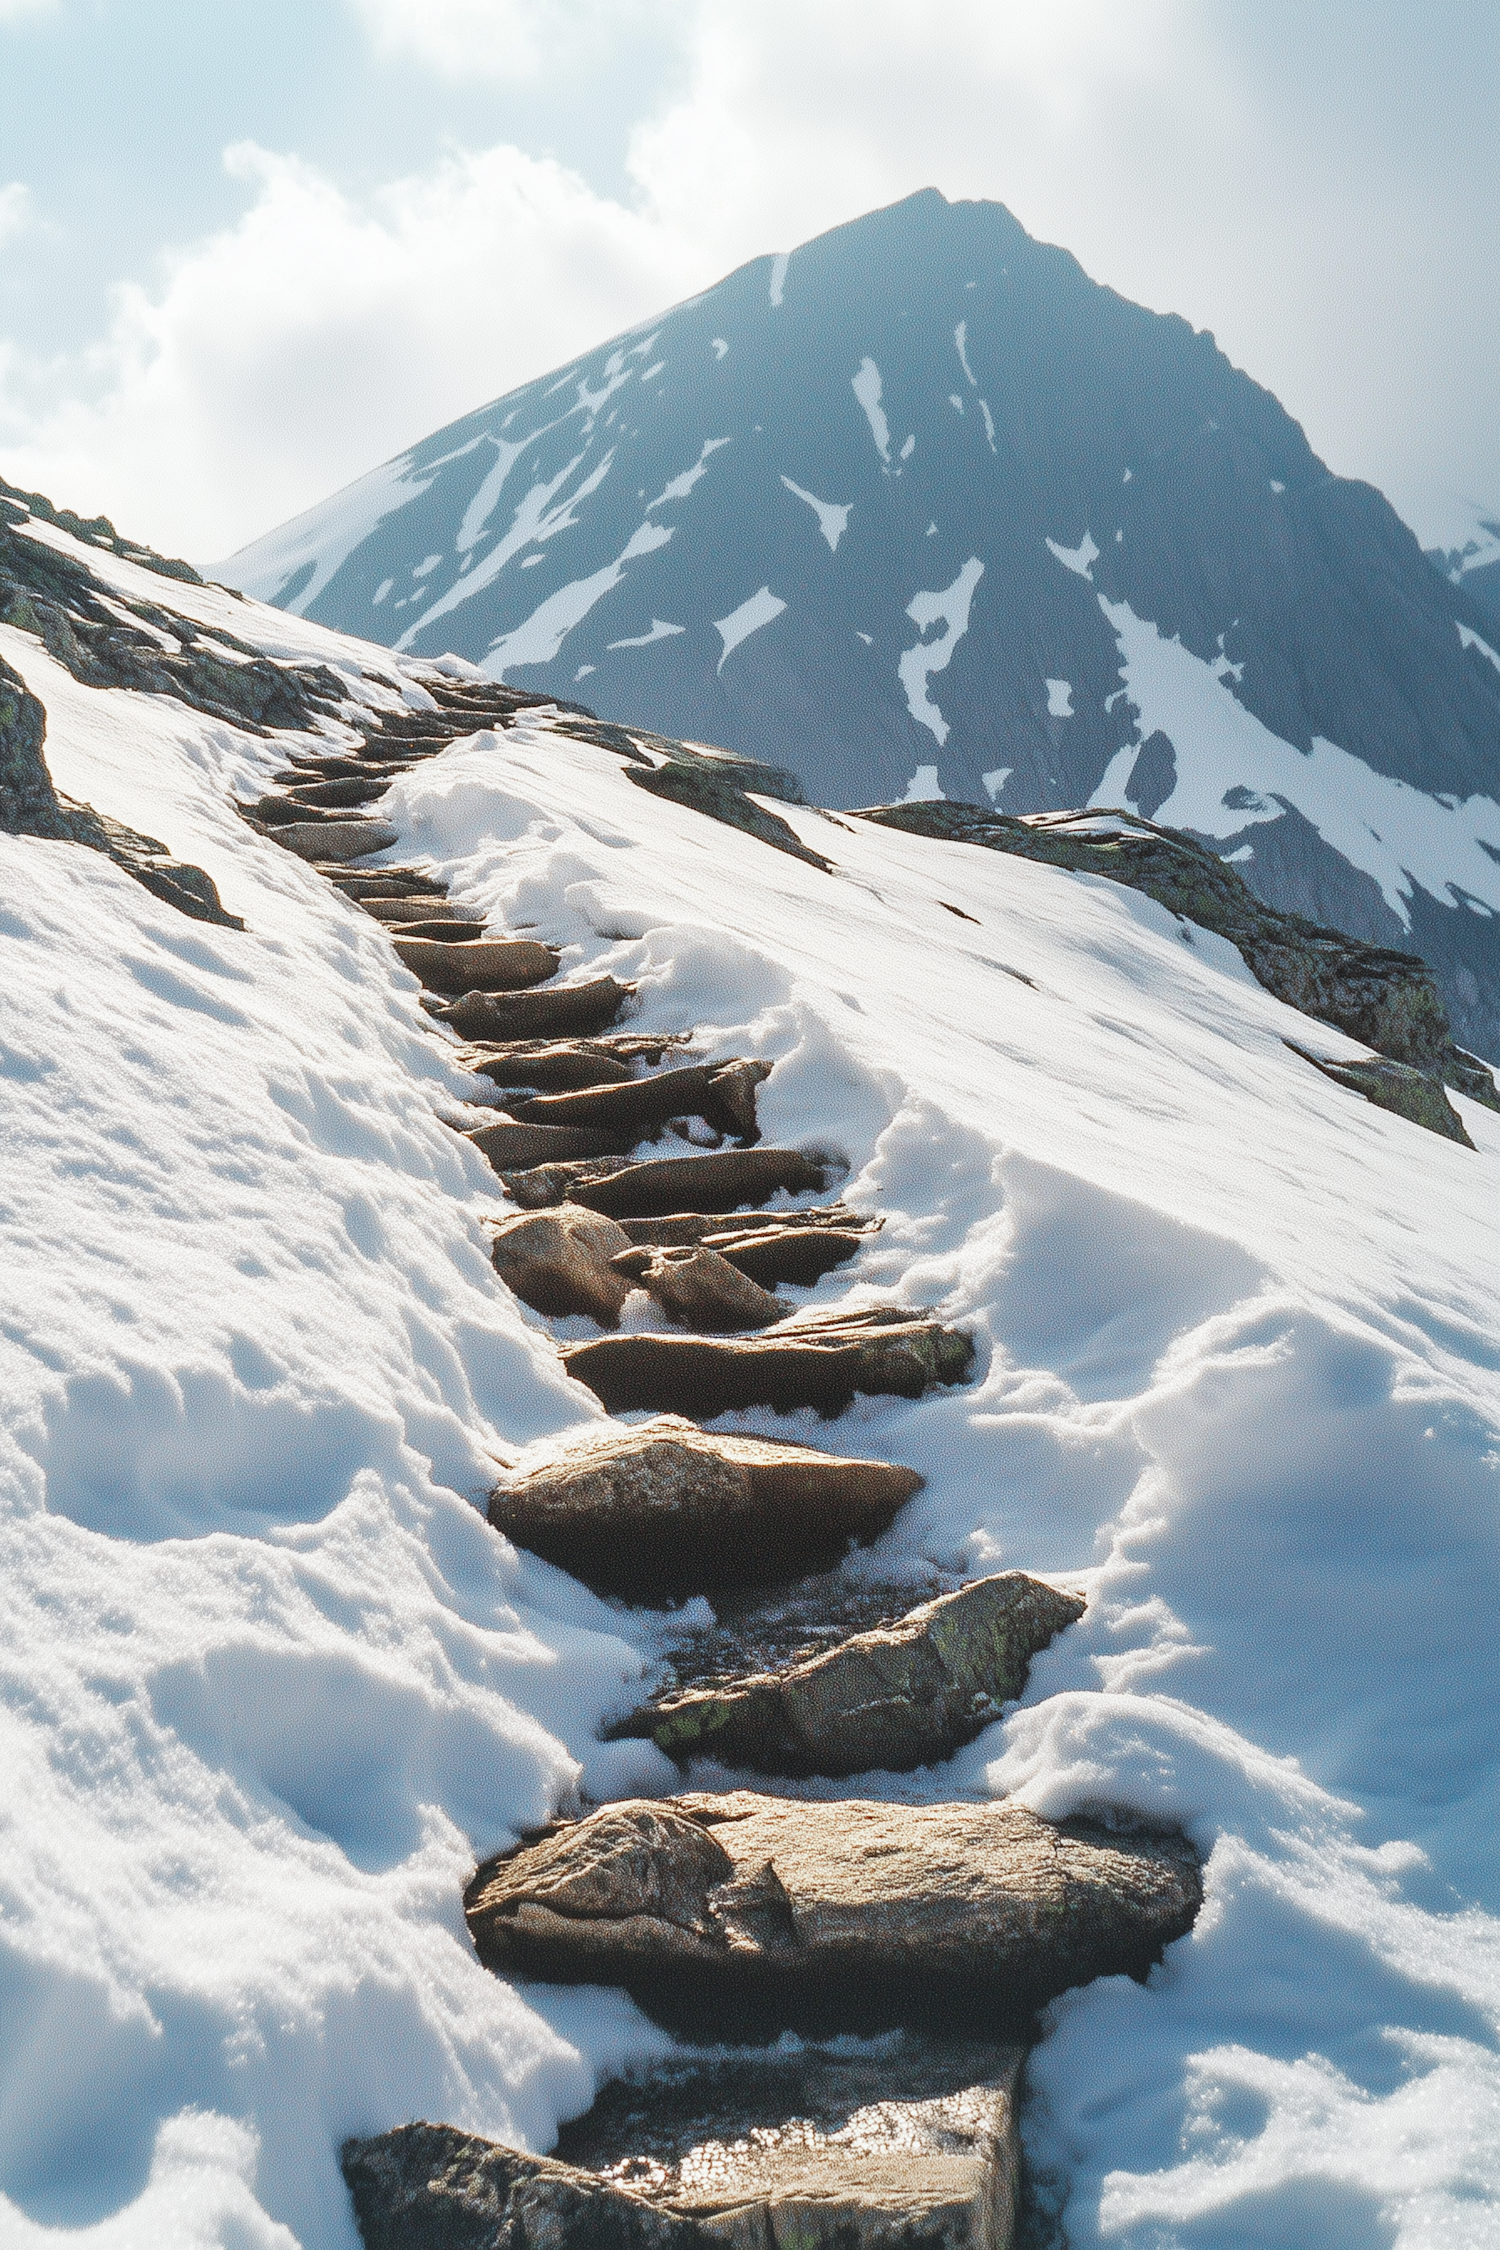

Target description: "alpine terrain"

left=2, top=466, right=1499, bottom=2249
left=219, top=190, right=1500, bottom=1062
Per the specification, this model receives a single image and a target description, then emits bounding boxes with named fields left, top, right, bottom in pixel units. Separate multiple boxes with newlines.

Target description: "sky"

left=0, top=0, right=1496, bottom=566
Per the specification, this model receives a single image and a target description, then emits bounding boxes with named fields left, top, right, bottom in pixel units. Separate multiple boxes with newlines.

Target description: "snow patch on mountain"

left=780, top=475, right=852, bottom=552
left=898, top=558, right=984, bottom=745
left=715, top=584, right=787, bottom=671
left=1092, top=596, right=1500, bottom=925
left=648, top=437, right=731, bottom=512
left=851, top=357, right=892, bottom=465
left=1459, top=621, right=1500, bottom=674
left=1047, top=530, right=1100, bottom=580
left=485, top=521, right=674, bottom=678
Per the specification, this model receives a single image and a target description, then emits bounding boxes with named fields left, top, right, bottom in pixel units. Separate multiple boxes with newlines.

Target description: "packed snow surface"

left=1, top=529, right=1499, bottom=2248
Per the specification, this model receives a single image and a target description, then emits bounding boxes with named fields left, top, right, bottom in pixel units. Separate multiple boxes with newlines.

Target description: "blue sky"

left=0, top=0, right=1495, bottom=561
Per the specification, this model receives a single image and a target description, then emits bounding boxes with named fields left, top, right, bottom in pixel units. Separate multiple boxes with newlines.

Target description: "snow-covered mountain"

left=4, top=482, right=1500, bottom=2248
left=219, top=190, right=1500, bottom=1062
left=1430, top=513, right=1500, bottom=638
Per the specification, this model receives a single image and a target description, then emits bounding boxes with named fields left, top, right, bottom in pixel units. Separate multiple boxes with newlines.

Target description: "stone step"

left=460, top=1042, right=638, bottom=1092
left=611, top=1243, right=783, bottom=1332
left=562, top=1305, right=975, bottom=1418
left=568, top=1147, right=838, bottom=1220
left=703, top=1223, right=867, bottom=1288
left=391, top=934, right=559, bottom=994
left=608, top=1571, right=1085, bottom=1777
left=490, top=1205, right=638, bottom=1325
left=276, top=818, right=399, bottom=862
left=488, top=1415, right=923, bottom=1599
left=320, top=869, right=447, bottom=897
left=384, top=917, right=487, bottom=944
left=555, top=2034, right=1024, bottom=2250
left=427, top=975, right=633, bottom=1043
left=508, top=1061, right=769, bottom=1145
left=280, top=776, right=390, bottom=809
left=342, top=2125, right=706, bottom=2250
left=465, top=1118, right=630, bottom=1171
left=614, top=1205, right=872, bottom=1246
left=356, top=897, right=482, bottom=925
left=465, top=1790, right=1203, bottom=2036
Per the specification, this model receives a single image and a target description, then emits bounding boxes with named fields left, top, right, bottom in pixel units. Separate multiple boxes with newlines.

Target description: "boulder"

left=1290, top=1042, right=1476, bottom=1146
left=501, top=1155, right=647, bottom=1209
left=463, top=1117, right=632, bottom=1170
left=556, top=2036, right=1024, bottom=2249
left=342, top=2123, right=704, bottom=2250
left=274, top=817, right=399, bottom=861
left=489, top=1416, right=923, bottom=1599
left=490, top=1206, right=636, bottom=1324
left=571, top=1148, right=837, bottom=1220
left=563, top=1306, right=975, bottom=1419
left=509, top=1060, right=770, bottom=1143
left=613, top=1243, right=783, bottom=1333
left=611, top=1572, right=1085, bottom=1777
left=392, top=935, right=559, bottom=994
left=429, top=975, right=633, bottom=1042
left=466, top=1790, right=1203, bottom=2034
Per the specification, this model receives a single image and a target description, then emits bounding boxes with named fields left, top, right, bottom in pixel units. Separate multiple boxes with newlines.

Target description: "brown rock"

left=465, top=1791, right=1203, bottom=2034
left=392, top=935, right=559, bottom=994
left=708, top=1225, right=866, bottom=1288
left=430, top=976, right=633, bottom=1042
left=571, top=1147, right=836, bottom=1220
left=462, top=1118, right=632, bottom=1170
left=489, top=1416, right=923, bottom=1599
left=509, top=1061, right=770, bottom=1144
left=563, top=1306, right=975, bottom=1419
left=500, top=1155, right=647, bottom=1209
left=615, top=1206, right=874, bottom=1247
left=612, top=1572, right=1086, bottom=1777
left=557, top=2037, right=1023, bottom=2249
left=275, top=817, right=399, bottom=861
left=341, top=2123, right=705, bottom=2250
left=613, top=1243, right=783, bottom=1332
left=358, top=897, right=479, bottom=924
left=490, top=1207, right=636, bottom=1324
left=464, top=1043, right=636, bottom=1091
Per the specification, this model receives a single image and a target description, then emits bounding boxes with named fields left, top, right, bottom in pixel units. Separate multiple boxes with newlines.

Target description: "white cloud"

left=349, top=0, right=667, bottom=83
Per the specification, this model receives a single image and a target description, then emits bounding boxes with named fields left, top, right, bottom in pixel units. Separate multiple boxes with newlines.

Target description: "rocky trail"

left=237, top=694, right=1205, bottom=2249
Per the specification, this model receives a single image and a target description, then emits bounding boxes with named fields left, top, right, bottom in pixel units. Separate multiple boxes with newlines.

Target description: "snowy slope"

left=215, top=190, right=1500, bottom=1064
left=2, top=522, right=1499, bottom=2249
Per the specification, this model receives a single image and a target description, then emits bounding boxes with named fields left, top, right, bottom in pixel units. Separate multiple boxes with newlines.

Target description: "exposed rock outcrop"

left=465, top=1791, right=1203, bottom=2034
left=489, top=1417, right=923, bottom=1599
left=0, top=653, right=242, bottom=927
left=563, top=1305, right=975, bottom=1418
left=608, top=1572, right=1085, bottom=1777
left=1290, top=1042, right=1476, bottom=1146
left=859, top=801, right=1498, bottom=1113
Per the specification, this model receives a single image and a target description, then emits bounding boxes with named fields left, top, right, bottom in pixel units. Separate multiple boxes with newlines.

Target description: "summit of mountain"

left=218, top=189, right=1500, bottom=1057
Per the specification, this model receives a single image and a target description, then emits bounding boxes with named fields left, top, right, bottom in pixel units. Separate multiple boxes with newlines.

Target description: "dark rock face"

left=859, top=801, right=1498, bottom=1114
left=1290, top=1044, right=1476, bottom=1146
left=222, top=190, right=1500, bottom=1058
left=464, top=1791, right=1203, bottom=2036
left=341, top=2122, right=708, bottom=2249
left=562, top=1305, right=975, bottom=1419
left=489, top=1416, right=923, bottom=1600
left=0, top=653, right=243, bottom=928
left=555, top=2036, right=1024, bottom=2249
left=608, top=1571, right=1085, bottom=1778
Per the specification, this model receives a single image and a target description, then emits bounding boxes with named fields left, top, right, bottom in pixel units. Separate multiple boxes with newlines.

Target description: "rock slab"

left=393, top=934, right=559, bottom=994
left=614, top=1243, right=784, bottom=1332
left=466, top=1790, right=1202, bottom=2034
left=489, top=1416, right=923, bottom=1599
left=610, top=1571, right=1086, bottom=1776
left=563, top=1306, right=975, bottom=1418
left=342, top=2122, right=706, bottom=2249
left=556, top=2036, right=1023, bottom=2249
left=431, top=975, right=633, bottom=1042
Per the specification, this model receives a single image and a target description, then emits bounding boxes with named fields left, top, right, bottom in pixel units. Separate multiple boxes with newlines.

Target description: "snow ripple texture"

left=1, top=533, right=1499, bottom=2248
